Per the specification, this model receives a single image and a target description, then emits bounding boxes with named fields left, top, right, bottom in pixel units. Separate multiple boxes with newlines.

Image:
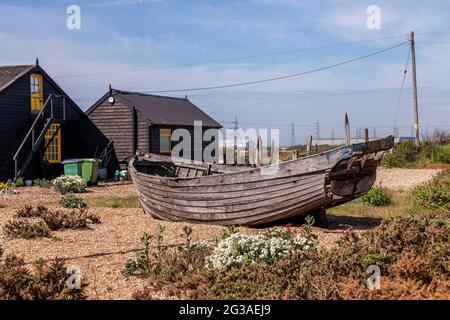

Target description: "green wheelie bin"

left=62, top=159, right=82, bottom=177
left=81, top=158, right=100, bottom=184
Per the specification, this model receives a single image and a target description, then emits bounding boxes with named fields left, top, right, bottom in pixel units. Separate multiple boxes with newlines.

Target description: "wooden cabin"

left=0, top=61, right=110, bottom=181
left=86, top=89, right=222, bottom=170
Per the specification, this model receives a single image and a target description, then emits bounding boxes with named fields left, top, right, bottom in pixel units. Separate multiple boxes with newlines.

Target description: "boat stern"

left=327, top=135, right=394, bottom=200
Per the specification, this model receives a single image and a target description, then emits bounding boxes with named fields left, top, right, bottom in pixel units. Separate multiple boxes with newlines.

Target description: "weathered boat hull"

left=129, top=136, right=394, bottom=226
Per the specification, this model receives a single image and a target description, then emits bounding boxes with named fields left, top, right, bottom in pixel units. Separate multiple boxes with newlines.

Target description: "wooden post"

left=306, top=135, right=312, bottom=156
left=410, top=31, right=420, bottom=147
left=364, top=128, right=369, bottom=142
left=255, top=135, right=262, bottom=167
left=344, top=113, right=351, bottom=145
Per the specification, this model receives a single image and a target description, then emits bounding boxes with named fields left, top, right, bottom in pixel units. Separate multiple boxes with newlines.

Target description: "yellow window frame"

left=44, top=124, right=62, bottom=164
left=30, top=74, right=44, bottom=112
left=159, top=128, right=172, bottom=154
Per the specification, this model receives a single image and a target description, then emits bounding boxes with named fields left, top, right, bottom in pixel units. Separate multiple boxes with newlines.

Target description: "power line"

left=55, top=34, right=406, bottom=79
left=393, top=46, right=411, bottom=127
left=138, top=41, right=409, bottom=94
left=218, top=121, right=450, bottom=128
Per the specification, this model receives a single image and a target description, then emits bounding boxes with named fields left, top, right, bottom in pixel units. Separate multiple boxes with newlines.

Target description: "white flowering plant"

left=53, top=175, right=87, bottom=194
left=207, top=226, right=317, bottom=270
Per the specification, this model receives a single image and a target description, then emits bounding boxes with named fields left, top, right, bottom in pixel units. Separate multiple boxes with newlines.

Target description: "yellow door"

left=44, top=124, right=61, bottom=163
left=30, top=74, right=43, bottom=112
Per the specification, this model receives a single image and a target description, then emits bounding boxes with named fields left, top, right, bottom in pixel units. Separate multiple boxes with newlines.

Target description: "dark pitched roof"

left=0, top=65, right=35, bottom=93
left=0, top=63, right=86, bottom=117
left=87, top=89, right=222, bottom=128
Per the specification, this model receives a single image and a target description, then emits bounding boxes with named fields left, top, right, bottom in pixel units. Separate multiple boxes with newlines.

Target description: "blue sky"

left=1, top=0, right=449, bottom=145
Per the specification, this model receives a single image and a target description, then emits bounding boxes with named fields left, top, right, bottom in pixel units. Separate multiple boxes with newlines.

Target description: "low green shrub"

left=111, top=201, right=120, bottom=208
left=34, top=178, right=51, bottom=188
left=431, top=144, right=450, bottom=164
left=14, top=177, right=24, bottom=187
left=53, top=175, right=87, bottom=194
left=361, top=187, right=392, bottom=206
left=412, top=170, right=450, bottom=209
left=60, top=193, right=88, bottom=209
left=413, top=185, right=449, bottom=209
left=382, top=141, right=418, bottom=168
left=383, top=139, right=450, bottom=168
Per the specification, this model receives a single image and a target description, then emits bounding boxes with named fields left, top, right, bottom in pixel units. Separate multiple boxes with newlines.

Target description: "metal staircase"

left=13, top=94, right=66, bottom=179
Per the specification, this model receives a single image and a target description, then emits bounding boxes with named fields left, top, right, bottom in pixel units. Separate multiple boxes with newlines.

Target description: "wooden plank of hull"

left=134, top=179, right=327, bottom=219
left=139, top=192, right=330, bottom=226
left=131, top=164, right=328, bottom=192
left=132, top=172, right=326, bottom=209
left=134, top=178, right=324, bottom=208
left=131, top=170, right=324, bottom=198
left=136, top=181, right=326, bottom=215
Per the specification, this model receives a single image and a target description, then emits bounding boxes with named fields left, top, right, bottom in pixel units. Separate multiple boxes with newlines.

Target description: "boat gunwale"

left=130, top=136, right=394, bottom=183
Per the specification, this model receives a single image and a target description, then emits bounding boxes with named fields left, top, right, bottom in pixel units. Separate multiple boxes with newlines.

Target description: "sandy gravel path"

left=375, top=168, right=441, bottom=191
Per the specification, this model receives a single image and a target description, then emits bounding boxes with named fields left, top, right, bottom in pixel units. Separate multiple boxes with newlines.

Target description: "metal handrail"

left=13, top=94, right=66, bottom=179
left=13, top=94, right=54, bottom=161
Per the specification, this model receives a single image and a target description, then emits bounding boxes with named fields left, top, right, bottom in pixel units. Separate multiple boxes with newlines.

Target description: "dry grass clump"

left=132, top=207, right=450, bottom=300
left=3, top=206, right=101, bottom=239
left=0, top=244, right=86, bottom=300
left=3, top=219, right=51, bottom=239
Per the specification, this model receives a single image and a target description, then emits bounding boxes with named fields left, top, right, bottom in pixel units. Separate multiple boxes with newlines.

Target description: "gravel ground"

left=0, top=182, right=137, bottom=208
left=375, top=168, right=441, bottom=191
left=0, top=168, right=440, bottom=299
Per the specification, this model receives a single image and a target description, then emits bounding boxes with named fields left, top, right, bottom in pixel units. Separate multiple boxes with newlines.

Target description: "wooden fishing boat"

left=129, top=136, right=394, bottom=226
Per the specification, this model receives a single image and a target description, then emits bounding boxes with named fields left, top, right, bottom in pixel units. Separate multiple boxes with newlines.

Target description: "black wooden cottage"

left=0, top=61, right=110, bottom=181
left=86, top=89, right=222, bottom=170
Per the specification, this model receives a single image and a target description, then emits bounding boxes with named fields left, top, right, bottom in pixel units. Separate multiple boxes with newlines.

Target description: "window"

left=44, top=124, right=61, bottom=163
left=30, top=74, right=43, bottom=112
left=160, top=128, right=171, bottom=153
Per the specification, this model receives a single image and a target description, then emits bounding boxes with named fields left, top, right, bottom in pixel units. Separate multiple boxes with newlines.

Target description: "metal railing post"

left=32, top=129, right=35, bottom=152
left=63, top=97, right=66, bottom=121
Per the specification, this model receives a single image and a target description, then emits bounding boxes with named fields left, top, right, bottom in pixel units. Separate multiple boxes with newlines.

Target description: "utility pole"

left=373, top=127, right=377, bottom=139
left=331, top=129, right=335, bottom=141
left=410, top=31, right=420, bottom=147
left=290, top=122, right=296, bottom=147
left=315, top=122, right=321, bottom=141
